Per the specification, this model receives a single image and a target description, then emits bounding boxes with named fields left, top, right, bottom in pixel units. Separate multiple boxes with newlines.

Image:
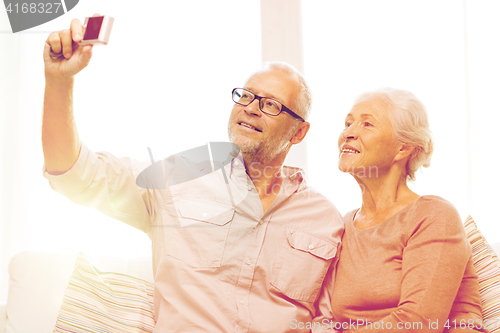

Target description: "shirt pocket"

left=165, top=197, right=235, bottom=268
left=270, top=226, right=339, bottom=302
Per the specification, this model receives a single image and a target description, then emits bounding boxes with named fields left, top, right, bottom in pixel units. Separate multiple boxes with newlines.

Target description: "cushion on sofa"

left=5, top=251, right=153, bottom=333
left=53, top=252, right=155, bottom=333
left=464, top=215, right=500, bottom=332
left=6, top=252, right=77, bottom=333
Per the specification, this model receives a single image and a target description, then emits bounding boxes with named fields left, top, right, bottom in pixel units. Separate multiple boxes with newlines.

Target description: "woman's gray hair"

left=248, top=61, right=312, bottom=121
left=355, top=88, right=433, bottom=182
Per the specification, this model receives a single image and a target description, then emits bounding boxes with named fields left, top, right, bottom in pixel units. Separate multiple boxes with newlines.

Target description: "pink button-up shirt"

left=44, top=144, right=344, bottom=333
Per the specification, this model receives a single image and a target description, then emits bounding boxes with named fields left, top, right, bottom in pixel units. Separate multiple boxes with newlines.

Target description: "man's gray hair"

left=248, top=61, right=312, bottom=121
left=355, top=88, right=434, bottom=182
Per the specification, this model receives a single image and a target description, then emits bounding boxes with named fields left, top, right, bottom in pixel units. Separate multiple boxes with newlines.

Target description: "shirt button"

left=246, top=260, right=252, bottom=265
left=290, top=230, right=294, bottom=234
left=247, top=185, right=252, bottom=191
left=234, top=160, right=239, bottom=166
left=258, top=220, right=264, bottom=225
left=202, top=212, right=208, bottom=218
left=308, top=244, right=314, bottom=250
left=240, top=300, right=244, bottom=305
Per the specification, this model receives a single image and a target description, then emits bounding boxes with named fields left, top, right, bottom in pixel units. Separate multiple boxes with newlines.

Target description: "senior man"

left=42, top=18, right=344, bottom=333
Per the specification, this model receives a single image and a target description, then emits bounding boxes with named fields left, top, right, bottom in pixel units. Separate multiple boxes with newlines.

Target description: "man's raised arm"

left=42, top=18, right=93, bottom=175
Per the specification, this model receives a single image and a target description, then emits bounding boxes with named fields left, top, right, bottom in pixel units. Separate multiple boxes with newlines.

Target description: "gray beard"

left=228, top=123, right=298, bottom=164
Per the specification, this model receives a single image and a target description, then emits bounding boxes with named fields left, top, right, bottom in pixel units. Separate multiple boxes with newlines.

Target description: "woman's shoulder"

left=405, top=195, right=463, bottom=231
left=411, top=195, right=460, bottom=216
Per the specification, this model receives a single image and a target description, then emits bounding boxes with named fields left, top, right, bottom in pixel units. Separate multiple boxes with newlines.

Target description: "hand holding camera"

left=44, top=14, right=114, bottom=79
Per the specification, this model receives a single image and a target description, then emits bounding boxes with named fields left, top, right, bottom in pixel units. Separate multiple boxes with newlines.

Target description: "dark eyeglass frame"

left=232, top=88, right=305, bottom=122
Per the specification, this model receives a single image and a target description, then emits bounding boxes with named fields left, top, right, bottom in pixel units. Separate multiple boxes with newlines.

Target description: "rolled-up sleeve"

left=43, top=143, right=158, bottom=234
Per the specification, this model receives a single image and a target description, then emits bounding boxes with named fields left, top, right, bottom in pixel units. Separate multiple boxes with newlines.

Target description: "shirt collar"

left=281, top=165, right=308, bottom=193
left=228, top=155, right=307, bottom=192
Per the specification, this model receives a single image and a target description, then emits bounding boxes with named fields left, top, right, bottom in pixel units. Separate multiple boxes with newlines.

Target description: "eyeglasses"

left=232, top=88, right=305, bottom=122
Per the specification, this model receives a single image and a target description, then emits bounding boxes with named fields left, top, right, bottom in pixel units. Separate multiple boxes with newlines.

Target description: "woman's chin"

left=339, top=162, right=381, bottom=180
left=338, top=161, right=358, bottom=173
left=338, top=165, right=350, bottom=173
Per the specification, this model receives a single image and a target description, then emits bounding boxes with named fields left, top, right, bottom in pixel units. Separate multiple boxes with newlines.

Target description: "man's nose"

left=245, top=99, right=263, bottom=117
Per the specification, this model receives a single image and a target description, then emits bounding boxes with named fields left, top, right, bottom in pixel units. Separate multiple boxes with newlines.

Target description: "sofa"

left=1, top=217, right=499, bottom=333
left=1, top=251, right=154, bottom=333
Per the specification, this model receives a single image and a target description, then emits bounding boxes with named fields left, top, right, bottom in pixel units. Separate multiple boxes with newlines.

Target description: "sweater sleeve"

left=351, top=198, right=484, bottom=333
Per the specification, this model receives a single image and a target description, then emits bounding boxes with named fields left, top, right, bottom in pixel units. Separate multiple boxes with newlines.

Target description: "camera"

left=79, top=15, right=114, bottom=46
left=48, top=15, right=114, bottom=60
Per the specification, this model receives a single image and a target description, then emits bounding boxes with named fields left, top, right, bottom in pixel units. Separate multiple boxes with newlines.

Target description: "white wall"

left=2, top=0, right=499, bottom=302
left=0, top=0, right=262, bottom=302
left=303, top=0, right=499, bottom=243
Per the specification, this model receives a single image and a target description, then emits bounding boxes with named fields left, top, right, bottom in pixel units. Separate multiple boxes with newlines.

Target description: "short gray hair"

left=355, top=88, right=433, bottom=182
left=248, top=61, right=312, bottom=121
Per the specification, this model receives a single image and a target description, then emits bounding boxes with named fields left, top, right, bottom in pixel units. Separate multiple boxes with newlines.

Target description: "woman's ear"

left=395, top=144, right=415, bottom=162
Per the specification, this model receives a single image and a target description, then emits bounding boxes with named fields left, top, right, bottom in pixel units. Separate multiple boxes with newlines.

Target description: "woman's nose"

left=341, top=125, right=358, bottom=140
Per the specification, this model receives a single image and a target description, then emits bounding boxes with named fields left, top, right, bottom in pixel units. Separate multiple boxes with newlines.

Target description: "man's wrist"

left=45, top=75, right=74, bottom=89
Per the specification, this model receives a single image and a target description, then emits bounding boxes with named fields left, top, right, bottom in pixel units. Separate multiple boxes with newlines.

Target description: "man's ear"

left=394, top=144, right=415, bottom=162
left=291, top=122, right=310, bottom=145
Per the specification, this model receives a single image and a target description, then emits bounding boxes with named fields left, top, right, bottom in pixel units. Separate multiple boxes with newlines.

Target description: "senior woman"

left=327, top=88, right=485, bottom=332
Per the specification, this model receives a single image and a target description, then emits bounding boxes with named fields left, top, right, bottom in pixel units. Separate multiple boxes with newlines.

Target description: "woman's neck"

left=354, top=171, right=419, bottom=230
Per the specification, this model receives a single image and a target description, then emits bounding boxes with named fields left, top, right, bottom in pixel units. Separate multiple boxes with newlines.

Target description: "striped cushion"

left=464, top=216, right=500, bottom=332
left=53, top=252, right=155, bottom=333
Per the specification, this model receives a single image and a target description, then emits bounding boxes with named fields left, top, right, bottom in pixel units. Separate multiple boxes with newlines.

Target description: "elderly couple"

left=42, top=19, right=485, bottom=333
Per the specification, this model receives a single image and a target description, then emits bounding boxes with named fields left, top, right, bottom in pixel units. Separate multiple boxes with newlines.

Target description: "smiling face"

left=228, top=68, right=305, bottom=163
left=338, top=97, right=404, bottom=178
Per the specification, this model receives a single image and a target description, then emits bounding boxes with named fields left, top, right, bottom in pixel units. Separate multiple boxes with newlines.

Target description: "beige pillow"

left=53, top=252, right=155, bottom=333
left=6, top=252, right=78, bottom=333
left=464, top=216, right=500, bottom=332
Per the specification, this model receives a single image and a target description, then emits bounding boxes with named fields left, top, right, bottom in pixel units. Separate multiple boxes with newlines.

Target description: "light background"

left=1, top=0, right=499, bottom=302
